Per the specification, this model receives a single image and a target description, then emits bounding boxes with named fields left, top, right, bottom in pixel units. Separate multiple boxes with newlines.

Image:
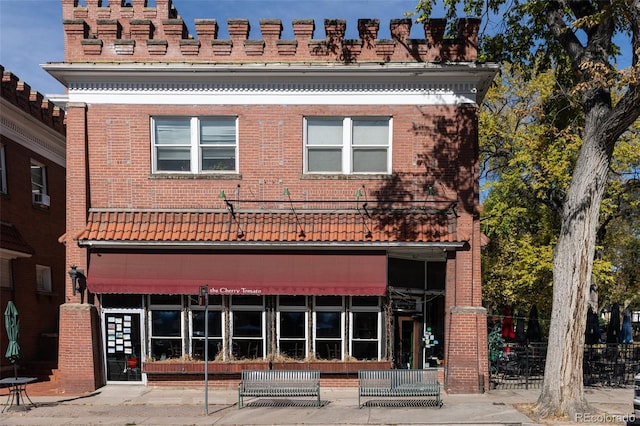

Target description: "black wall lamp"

left=68, top=265, right=86, bottom=296
left=356, top=187, right=373, bottom=239
left=219, top=189, right=245, bottom=238
left=283, top=188, right=306, bottom=238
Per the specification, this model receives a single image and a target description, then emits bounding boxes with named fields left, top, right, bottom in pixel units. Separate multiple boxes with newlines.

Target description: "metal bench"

left=358, top=369, right=443, bottom=408
left=238, top=370, right=321, bottom=408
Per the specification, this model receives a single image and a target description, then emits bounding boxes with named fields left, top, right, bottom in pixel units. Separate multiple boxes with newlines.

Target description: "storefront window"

left=191, top=310, right=222, bottom=360
left=314, top=296, right=343, bottom=359
left=278, top=296, right=307, bottom=359
left=149, top=295, right=183, bottom=360
left=230, top=296, right=264, bottom=359
left=351, top=311, right=380, bottom=360
left=189, top=295, right=223, bottom=360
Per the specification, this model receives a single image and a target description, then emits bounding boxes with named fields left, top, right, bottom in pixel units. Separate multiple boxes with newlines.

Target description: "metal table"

left=0, top=377, right=37, bottom=412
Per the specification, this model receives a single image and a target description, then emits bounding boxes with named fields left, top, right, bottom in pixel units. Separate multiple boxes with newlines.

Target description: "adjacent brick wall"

left=1, top=67, right=66, bottom=134
left=0, top=66, right=66, bottom=372
left=58, top=304, right=104, bottom=393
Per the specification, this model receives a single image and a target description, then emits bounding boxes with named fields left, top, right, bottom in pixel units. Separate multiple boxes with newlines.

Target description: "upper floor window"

left=0, top=145, right=7, bottom=194
left=304, top=117, right=391, bottom=174
left=36, top=264, right=52, bottom=293
left=151, top=117, right=238, bottom=173
left=31, top=160, right=49, bottom=206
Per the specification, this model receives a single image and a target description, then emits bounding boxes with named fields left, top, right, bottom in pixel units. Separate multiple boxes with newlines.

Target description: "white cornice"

left=0, top=99, right=66, bottom=167
left=43, top=61, right=499, bottom=106
left=66, top=80, right=481, bottom=105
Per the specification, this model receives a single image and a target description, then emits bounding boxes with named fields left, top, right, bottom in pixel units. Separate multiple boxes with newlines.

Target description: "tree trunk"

left=535, top=105, right=613, bottom=418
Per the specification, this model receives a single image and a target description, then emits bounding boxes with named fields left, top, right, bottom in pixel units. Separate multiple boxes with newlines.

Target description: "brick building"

left=45, top=0, right=497, bottom=394
left=0, top=66, right=66, bottom=378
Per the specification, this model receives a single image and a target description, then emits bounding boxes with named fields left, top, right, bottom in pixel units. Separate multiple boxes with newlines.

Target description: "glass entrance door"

left=395, top=316, right=421, bottom=369
left=103, top=310, right=143, bottom=382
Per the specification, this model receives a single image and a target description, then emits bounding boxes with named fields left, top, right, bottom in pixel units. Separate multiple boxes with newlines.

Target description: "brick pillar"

left=443, top=230, right=487, bottom=393
left=58, top=102, right=104, bottom=394
left=444, top=306, right=487, bottom=393
left=58, top=304, right=104, bottom=393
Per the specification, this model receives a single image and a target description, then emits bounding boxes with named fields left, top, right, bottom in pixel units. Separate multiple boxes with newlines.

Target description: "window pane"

left=353, top=149, right=387, bottom=172
left=352, top=341, right=378, bottom=360
left=36, top=265, right=52, bottom=292
left=156, top=148, right=190, bottom=171
left=189, top=295, right=222, bottom=306
left=151, top=310, right=181, bottom=337
left=316, top=296, right=342, bottom=307
left=192, top=339, right=222, bottom=361
left=30, top=163, right=45, bottom=194
left=232, top=339, right=263, bottom=359
left=151, top=338, right=181, bottom=360
left=279, top=340, right=305, bottom=358
left=200, top=119, right=236, bottom=145
left=308, top=149, right=342, bottom=172
left=155, top=118, right=190, bottom=145
left=231, top=295, right=263, bottom=306
left=352, top=120, right=389, bottom=145
left=101, top=294, right=143, bottom=308
left=351, top=296, right=378, bottom=306
left=192, top=311, right=222, bottom=337
left=233, top=311, right=262, bottom=337
left=388, top=258, right=425, bottom=290
left=279, top=296, right=306, bottom=306
left=316, top=340, right=342, bottom=359
left=307, top=119, right=342, bottom=146
left=201, top=147, right=235, bottom=171
left=353, top=312, right=378, bottom=339
left=316, top=312, right=340, bottom=338
left=280, top=312, right=305, bottom=338
left=150, top=295, right=182, bottom=305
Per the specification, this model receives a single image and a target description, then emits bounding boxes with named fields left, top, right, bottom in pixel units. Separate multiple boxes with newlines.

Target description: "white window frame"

left=229, top=296, right=265, bottom=359
left=148, top=296, right=184, bottom=360
left=151, top=116, right=239, bottom=174
left=313, top=296, right=345, bottom=360
left=35, top=264, right=52, bottom=293
left=304, top=116, right=392, bottom=174
left=0, top=144, right=7, bottom=194
left=349, top=297, right=382, bottom=360
left=188, top=296, right=224, bottom=361
left=276, top=296, right=308, bottom=358
left=30, top=159, right=47, bottom=196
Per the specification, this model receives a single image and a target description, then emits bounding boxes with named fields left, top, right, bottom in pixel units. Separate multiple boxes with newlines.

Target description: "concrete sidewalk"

left=0, top=385, right=634, bottom=425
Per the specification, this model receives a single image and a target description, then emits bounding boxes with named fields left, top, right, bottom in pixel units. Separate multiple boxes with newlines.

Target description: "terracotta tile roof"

left=0, top=221, right=34, bottom=254
left=76, top=210, right=460, bottom=244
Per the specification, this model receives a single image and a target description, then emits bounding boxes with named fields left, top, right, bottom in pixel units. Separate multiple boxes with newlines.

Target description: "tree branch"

left=545, top=0, right=586, bottom=66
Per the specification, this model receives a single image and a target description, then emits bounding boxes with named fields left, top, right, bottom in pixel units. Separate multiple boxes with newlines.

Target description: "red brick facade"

left=0, top=67, right=66, bottom=378
left=50, top=0, right=496, bottom=394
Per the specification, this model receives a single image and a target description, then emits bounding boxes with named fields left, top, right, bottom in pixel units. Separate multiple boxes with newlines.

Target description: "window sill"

left=301, top=173, right=393, bottom=180
left=32, top=203, right=50, bottom=210
left=149, top=173, right=241, bottom=180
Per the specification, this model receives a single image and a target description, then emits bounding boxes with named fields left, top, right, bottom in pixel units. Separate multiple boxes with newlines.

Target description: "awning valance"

left=87, top=252, right=387, bottom=296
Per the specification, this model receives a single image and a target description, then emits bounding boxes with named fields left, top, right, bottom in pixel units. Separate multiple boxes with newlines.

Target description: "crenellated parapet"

left=61, top=0, right=479, bottom=63
left=1, top=65, right=66, bottom=136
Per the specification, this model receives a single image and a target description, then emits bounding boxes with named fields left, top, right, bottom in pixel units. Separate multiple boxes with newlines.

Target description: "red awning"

left=87, top=252, right=387, bottom=296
